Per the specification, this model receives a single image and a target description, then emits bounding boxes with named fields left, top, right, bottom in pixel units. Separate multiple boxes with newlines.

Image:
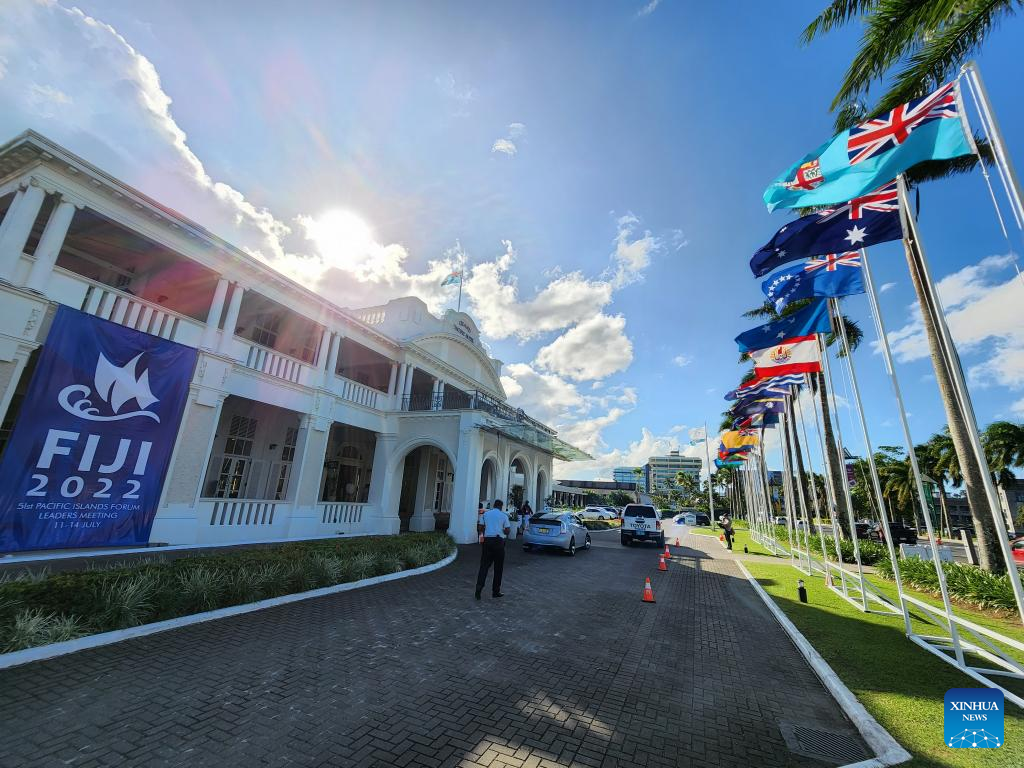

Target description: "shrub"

left=0, top=532, right=453, bottom=652
left=877, top=556, right=1021, bottom=613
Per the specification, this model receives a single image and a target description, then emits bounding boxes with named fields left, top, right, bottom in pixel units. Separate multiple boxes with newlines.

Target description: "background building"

left=644, top=451, right=701, bottom=492
left=612, top=466, right=641, bottom=484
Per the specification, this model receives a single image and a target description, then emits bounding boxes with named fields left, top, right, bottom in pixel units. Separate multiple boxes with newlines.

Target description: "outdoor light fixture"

left=797, top=579, right=808, bottom=604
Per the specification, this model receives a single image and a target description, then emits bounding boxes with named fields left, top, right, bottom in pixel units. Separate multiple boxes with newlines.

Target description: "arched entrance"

left=508, top=455, right=531, bottom=514
left=395, top=443, right=456, bottom=533
left=535, top=468, right=548, bottom=510
left=479, top=456, right=498, bottom=507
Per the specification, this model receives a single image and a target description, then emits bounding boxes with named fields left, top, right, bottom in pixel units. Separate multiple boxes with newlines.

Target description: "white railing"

left=73, top=277, right=204, bottom=346
left=243, top=342, right=305, bottom=384
left=204, top=499, right=280, bottom=527
left=329, top=375, right=381, bottom=409
left=353, top=309, right=385, bottom=325
left=319, top=502, right=365, bottom=525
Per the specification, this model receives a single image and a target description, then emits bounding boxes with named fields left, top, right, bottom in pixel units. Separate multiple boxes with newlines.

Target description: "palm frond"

left=742, top=301, right=779, bottom=320
left=879, top=0, right=1020, bottom=113
left=801, top=0, right=877, bottom=44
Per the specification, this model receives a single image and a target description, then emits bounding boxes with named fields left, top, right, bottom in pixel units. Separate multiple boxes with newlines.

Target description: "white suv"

left=620, top=504, right=665, bottom=547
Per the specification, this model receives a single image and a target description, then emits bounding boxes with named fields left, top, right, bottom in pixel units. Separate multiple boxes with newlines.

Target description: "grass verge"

left=0, top=532, right=454, bottom=653
left=691, top=526, right=778, bottom=557
left=745, top=561, right=1024, bottom=767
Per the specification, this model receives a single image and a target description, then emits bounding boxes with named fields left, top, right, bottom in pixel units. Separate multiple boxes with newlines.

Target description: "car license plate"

left=539, top=527, right=550, bottom=534
left=635, top=530, right=646, bottom=536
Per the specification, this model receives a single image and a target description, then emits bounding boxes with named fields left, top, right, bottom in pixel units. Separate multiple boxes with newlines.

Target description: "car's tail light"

left=655, top=519, right=661, bottom=530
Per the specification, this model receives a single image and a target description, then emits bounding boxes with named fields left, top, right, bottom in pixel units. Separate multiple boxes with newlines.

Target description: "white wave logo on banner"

left=58, top=353, right=161, bottom=422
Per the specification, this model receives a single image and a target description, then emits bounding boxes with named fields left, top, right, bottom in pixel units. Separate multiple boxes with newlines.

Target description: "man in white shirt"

left=475, top=499, right=510, bottom=600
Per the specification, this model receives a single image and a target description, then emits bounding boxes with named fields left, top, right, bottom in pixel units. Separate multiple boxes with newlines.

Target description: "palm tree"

left=917, top=434, right=956, bottom=537
left=803, top=0, right=1018, bottom=575
left=742, top=298, right=863, bottom=537
left=983, top=421, right=1024, bottom=530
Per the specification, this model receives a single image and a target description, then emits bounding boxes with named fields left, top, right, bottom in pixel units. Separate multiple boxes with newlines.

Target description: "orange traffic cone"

left=658, top=554, right=668, bottom=571
left=719, top=534, right=725, bottom=542
left=937, top=536, right=943, bottom=545
left=642, top=577, right=656, bottom=603
left=663, top=542, right=671, bottom=558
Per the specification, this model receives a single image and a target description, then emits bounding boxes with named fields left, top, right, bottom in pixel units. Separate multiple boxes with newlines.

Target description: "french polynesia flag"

left=749, top=334, right=822, bottom=378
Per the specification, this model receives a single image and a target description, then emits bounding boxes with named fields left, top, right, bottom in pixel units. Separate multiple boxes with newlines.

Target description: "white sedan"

left=581, top=506, right=615, bottom=520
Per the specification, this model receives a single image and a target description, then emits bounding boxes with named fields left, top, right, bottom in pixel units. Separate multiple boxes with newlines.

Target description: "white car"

left=620, top=503, right=665, bottom=547
left=582, top=505, right=615, bottom=520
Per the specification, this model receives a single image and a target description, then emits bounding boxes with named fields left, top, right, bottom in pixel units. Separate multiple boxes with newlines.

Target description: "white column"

left=437, top=380, right=446, bottom=410
left=200, top=277, right=229, bottom=350
left=326, top=332, right=341, bottom=380
left=25, top=196, right=78, bottom=292
left=217, top=283, right=244, bottom=354
left=0, top=188, right=24, bottom=246
left=431, top=378, right=440, bottom=410
left=403, top=364, right=415, bottom=398
left=0, top=182, right=46, bottom=281
left=316, top=328, right=332, bottom=383
left=387, top=362, right=398, bottom=396
left=449, top=418, right=484, bottom=543
left=394, top=362, right=407, bottom=409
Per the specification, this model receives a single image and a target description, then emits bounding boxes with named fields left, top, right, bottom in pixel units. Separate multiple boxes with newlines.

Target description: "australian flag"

left=750, top=182, right=901, bottom=277
left=762, top=252, right=865, bottom=312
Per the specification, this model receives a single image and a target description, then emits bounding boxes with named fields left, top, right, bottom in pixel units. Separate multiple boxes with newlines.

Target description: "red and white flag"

left=749, top=334, right=821, bottom=378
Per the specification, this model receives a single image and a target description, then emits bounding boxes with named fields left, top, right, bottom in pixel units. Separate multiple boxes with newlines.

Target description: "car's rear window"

left=531, top=516, right=560, bottom=524
left=625, top=506, right=657, bottom=518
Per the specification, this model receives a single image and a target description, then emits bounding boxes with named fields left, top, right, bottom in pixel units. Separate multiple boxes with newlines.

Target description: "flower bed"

left=0, top=532, right=454, bottom=652
left=876, top=555, right=1022, bottom=614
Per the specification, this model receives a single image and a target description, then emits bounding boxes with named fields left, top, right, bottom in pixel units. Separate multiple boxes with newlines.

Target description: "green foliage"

left=609, top=490, right=634, bottom=507
left=0, top=533, right=454, bottom=652
left=776, top=524, right=888, bottom=566
left=581, top=519, right=622, bottom=531
left=877, top=555, right=1022, bottom=613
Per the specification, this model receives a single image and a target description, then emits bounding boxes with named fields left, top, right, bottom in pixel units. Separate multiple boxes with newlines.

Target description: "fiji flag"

left=750, top=182, right=901, bottom=276
left=735, top=297, right=831, bottom=352
left=441, top=270, right=462, bottom=286
left=762, top=252, right=865, bottom=312
left=763, top=81, right=974, bottom=211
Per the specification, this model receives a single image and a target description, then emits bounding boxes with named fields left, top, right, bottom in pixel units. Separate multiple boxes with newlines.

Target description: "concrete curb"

left=0, top=549, right=458, bottom=671
left=736, top=561, right=912, bottom=768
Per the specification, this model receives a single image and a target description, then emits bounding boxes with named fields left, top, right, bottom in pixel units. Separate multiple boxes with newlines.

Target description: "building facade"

left=0, top=131, right=586, bottom=553
left=612, top=466, right=641, bottom=485
left=644, top=451, right=701, bottom=493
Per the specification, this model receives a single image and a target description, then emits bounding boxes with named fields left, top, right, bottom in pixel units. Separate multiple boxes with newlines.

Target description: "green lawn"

left=745, top=562, right=1024, bottom=767
left=690, top=525, right=779, bottom=557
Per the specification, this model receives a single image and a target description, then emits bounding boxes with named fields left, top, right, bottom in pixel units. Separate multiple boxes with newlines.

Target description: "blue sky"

left=2, top=0, right=1022, bottom=478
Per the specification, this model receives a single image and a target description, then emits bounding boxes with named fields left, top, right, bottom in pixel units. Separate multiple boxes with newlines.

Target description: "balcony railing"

left=242, top=341, right=306, bottom=384
left=328, top=374, right=381, bottom=409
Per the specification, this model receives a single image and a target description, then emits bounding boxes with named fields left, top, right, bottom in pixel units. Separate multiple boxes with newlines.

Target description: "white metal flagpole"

left=703, top=421, right=715, bottom=522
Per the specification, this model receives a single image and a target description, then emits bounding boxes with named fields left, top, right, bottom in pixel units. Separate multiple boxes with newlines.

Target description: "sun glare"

left=306, top=209, right=376, bottom=268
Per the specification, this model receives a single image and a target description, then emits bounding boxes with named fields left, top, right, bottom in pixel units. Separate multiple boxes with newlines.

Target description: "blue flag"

left=763, top=81, right=974, bottom=211
left=762, top=252, right=865, bottom=312
left=750, top=182, right=902, bottom=276
left=731, top=397, right=786, bottom=419
left=725, top=374, right=803, bottom=401
left=735, top=298, right=831, bottom=352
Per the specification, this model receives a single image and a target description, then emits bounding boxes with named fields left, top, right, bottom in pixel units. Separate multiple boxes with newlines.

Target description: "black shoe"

left=474, top=591, right=481, bottom=600
left=493, top=592, right=504, bottom=598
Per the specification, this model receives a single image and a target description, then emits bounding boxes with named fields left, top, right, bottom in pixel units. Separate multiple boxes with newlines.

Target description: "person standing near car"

left=476, top=499, right=510, bottom=600
left=720, top=513, right=735, bottom=550
left=519, top=501, right=533, bottom=534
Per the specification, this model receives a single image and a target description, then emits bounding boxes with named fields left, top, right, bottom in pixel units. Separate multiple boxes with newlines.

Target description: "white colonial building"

left=0, top=131, right=587, bottom=551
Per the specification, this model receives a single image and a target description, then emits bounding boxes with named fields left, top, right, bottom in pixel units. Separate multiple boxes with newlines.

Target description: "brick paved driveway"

left=0, top=532, right=868, bottom=767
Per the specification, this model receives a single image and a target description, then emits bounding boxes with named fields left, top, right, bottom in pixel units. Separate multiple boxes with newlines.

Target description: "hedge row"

left=772, top=525, right=888, bottom=566
left=0, top=532, right=454, bottom=653
left=581, top=519, right=622, bottom=530
left=876, top=555, right=1021, bottom=613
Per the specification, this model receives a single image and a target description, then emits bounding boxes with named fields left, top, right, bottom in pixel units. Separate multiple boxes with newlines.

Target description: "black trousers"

left=476, top=537, right=505, bottom=595
left=724, top=530, right=734, bottom=549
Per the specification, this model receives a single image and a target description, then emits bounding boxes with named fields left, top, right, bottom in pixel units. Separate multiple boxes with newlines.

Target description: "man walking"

left=476, top=499, right=510, bottom=600
left=720, top=513, right=735, bottom=551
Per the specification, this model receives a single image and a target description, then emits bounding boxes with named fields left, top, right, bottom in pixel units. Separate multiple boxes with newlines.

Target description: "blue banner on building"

left=0, top=306, right=196, bottom=552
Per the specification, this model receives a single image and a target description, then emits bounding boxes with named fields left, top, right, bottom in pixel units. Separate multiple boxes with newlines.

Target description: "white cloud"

left=536, top=314, right=633, bottom=381
left=879, top=281, right=897, bottom=293
left=884, top=255, right=1024, bottom=395
left=491, top=138, right=517, bottom=156
left=1012, top=398, right=1024, bottom=418
left=669, top=424, right=687, bottom=434
left=25, top=83, right=70, bottom=117
left=435, top=71, right=475, bottom=103
left=610, top=213, right=659, bottom=287
left=491, top=123, right=525, bottom=156
left=465, top=241, right=614, bottom=339
left=636, top=0, right=662, bottom=18
left=672, top=354, right=692, bottom=367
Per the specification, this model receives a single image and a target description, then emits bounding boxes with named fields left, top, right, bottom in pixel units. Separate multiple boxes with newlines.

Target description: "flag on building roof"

left=762, top=252, right=865, bottom=313
left=749, top=182, right=901, bottom=277
left=441, top=270, right=462, bottom=286
left=735, top=298, right=831, bottom=352
left=748, top=335, right=822, bottom=378
left=763, top=81, right=974, bottom=211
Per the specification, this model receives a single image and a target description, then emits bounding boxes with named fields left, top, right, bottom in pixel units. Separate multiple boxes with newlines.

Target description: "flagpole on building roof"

left=896, top=175, right=1024, bottom=623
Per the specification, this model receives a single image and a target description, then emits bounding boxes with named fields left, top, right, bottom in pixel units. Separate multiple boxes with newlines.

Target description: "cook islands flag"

left=763, top=81, right=974, bottom=211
